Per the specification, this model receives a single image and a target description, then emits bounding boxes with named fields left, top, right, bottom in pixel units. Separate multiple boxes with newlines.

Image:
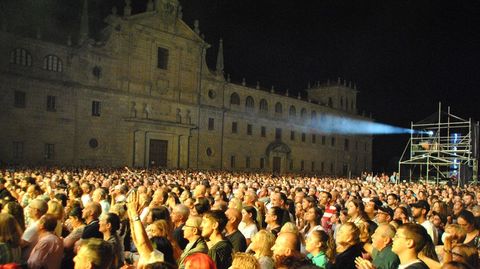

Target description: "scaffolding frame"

left=398, top=103, right=479, bottom=185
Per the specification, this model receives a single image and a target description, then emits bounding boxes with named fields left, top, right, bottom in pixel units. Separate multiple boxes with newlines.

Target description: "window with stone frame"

left=230, top=92, right=240, bottom=105
left=157, top=47, right=169, bottom=69
left=43, top=55, right=63, bottom=72
left=245, top=96, right=254, bottom=112
left=259, top=99, right=268, bottom=113
left=10, top=48, right=32, bottom=66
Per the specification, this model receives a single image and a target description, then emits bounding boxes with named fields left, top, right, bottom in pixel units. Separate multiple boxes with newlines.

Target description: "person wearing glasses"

left=391, top=223, right=433, bottom=269
left=178, top=216, right=208, bottom=269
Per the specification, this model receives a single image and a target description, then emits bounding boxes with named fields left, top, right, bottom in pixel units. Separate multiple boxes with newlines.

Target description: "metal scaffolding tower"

left=398, top=103, right=479, bottom=185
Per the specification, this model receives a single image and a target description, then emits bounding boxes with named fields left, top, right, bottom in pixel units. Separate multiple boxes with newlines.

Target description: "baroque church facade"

left=0, top=0, right=372, bottom=175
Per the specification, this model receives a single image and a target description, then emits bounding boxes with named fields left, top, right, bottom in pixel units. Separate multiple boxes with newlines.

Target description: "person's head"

left=74, top=238, right=114, bottom=269
left=38, top=213, right=58, bottom=233
left=451, top=244, right=480, bottom=268
left=225, top=207, right=242, bottom=231
left=242, top=206, right=257, bottom=224
left=346, top=199, right=367, bottom=220
left=319, top=191, right=332, bottom=206
left=146, top=219, right=169, bottom=238
left=250, top=230, right=275, bottom=257
left=243, top=189, right=257, bottom=205
left=0, top=213, right=22, bottom=248
left=393, top=206, right=409, bottom=221
left=304, top=206, right=323, bottom=226
left=371, top=224, right=396, bottom=251
left=182, top=216, right=202, bottom=241
left=81, top=183, right=92, bottom=195
left=201, top=210, right=227, bottom=238
left=280, top=222, right=299, bottom=234
left=92, top=188, right=107, bottom=203
left=69, top=206, right=85, bottom=225
left=456, top=210, right=476, bottom=233
left=82, top=202, right=102, bottom=222
left=462, top=193, right=475, bottom=207
left=47, top=200, right=65, bottom=221
left=148, top=206, right=171, bottom=225
left=392, top=223, right=429, bottom=257
left=376, top=206, right=394, bottom=224
left=28, top=199, right=48, bottom=220
left=171, top=204, right=189, bottom=224
left=335, top=222, right=360, bottom=251
left=271, top=232, right=300, bottom=259
left=270, top=192, right=286, bottom=208
left=387, top=193, right=399, bottom=207
left=266, top=206, right=287, bottom=227
left=410, top=200, right=430, bottom=220
left=194, top=197, right=211, bottom=216
left=305, top=230, right=334, bottom=261
left=183, top=253, right=216, bottom=269
left=99, top=213, right=120, bottom=235
left=444, top=224, right=467, bottom=244
left=1, top=201, right=25, bottom=231
left=230, top=253, right=260, bottom=269
left=193, top=185, right=207, bottom=199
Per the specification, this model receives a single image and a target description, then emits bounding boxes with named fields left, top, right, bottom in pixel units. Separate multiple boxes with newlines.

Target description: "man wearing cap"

left=410, top=200, right=438, bottom=245
left=376, top=206, right=394, bottom=225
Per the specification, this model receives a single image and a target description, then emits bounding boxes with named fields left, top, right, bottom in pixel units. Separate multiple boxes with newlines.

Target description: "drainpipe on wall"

left=195, top=45, right=206, bottom=169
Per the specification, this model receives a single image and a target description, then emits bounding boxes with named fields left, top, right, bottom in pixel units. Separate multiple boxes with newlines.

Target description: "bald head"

left=225, top=208, right=242, bottom=233
left=272, top=232, right=300, bottom=258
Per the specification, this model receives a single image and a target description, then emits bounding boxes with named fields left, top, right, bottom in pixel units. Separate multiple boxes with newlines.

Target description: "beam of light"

left=310, top=114, right=417, bottom=135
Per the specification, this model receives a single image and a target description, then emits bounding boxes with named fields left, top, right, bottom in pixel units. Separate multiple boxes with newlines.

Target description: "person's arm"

left=126, top=191, right=154, bottom=260
left=418, top=252, right=441, bottom=269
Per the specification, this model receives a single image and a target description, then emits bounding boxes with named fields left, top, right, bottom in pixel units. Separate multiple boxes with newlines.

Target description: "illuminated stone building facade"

left=0, top=0, right=372, bottom=174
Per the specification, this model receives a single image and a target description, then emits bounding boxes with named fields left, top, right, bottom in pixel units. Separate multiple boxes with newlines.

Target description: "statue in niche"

left=176, top=108, right=182, bottom=123
left=186, top=110, right=191, bottom=124
left=130, top=101, right=137, bottom=118
left=143, top=103, right=151, bottom=119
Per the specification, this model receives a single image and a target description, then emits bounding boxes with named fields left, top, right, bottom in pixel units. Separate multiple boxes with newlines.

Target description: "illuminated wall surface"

left=0, top=0, right=373, bottom=175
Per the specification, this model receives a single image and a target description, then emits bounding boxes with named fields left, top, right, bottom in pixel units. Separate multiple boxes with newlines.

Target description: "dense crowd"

left=0, top=167, right=479, bottom=269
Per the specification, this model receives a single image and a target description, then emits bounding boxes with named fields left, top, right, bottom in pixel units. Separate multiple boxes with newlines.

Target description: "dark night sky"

left=4, top=0, right=480, bottom=172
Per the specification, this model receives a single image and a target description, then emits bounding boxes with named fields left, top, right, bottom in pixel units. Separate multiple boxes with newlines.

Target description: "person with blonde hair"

left=249, top=230, right=275, bottom=269
left=0, top=213, right=23, bottom=264
left=230, top=253, right=260, bottom=269
left=332, top=222, right=363, bottom=269
left=47, top=199, right=65, bottom=236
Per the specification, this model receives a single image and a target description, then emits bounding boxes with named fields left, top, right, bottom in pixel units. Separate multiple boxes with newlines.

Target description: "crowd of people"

left=0, top=167, right=479, bottom=269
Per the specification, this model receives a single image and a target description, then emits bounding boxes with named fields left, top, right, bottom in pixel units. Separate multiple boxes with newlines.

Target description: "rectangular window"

left=231, top=122, right=238, bottom=133
left=230, top=155, right=236, bottom=168
left=275, top=128, right=282, bottom=140
left=344, top=139, right=350, bottom=151
left=260, top=158, right=265, bottom=169
left=321, top=161, right=325, bottom=172
left=301, top=133, right=306, bottom=142
left=157, top=47, right=169, bottom=69
left=247, top=124, right=252, bottom=135
left=331, top=137, right=336, bottom=147
left=261, top=126, right=266, bottom=137
left=92, top=101, right=101, bottom=116
left=322, top=136, right=326, bottom=145
left=13, top=141, right=24, bottom=159
left=246, top=157, right=251, bottom=168
left=14, top=91, right=26, bottom=108
left=330, top=162, right=334, bottom=173
left=290, top=131, right=295, bottom=141
left=289, top=160, right=294, bottom=170
left=208, top=118, right=215, bottom=130
left=47, top=95, right=56, bottom=112
left=300, top=160, right=305, bottom=171
left=312, top=134, right=316, bottom=144
left=44, top=143, right=55, bottom=160
left=311, top=161, right=315, bottom=172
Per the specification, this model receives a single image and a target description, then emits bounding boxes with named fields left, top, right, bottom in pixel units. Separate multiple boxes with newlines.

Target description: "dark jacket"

left=328, top=244, right=363, bottom=269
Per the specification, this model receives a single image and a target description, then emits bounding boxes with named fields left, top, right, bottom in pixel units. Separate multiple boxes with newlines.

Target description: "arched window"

left=311, top=111, right=317, bottom=121
left=275, top=102, right=283, bottom=114
left=259, top=99, right=268, bottom=113
left=43, top=55, right=63, bottom=72
left=245, top=96, right=254, bottom=112
left=300, top=108, right=307, bottom=120
left=10, top=48, right=32, bottom=66
left=230, top=92, right=240, bottom=105
left=289, top=105, right=296, bottom=118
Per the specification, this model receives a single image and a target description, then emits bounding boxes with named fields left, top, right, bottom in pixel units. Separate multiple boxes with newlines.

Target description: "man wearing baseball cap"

left=410, top=200, right=438, bottom=245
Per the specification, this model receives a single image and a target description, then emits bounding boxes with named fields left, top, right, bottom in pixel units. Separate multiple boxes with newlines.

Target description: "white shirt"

left=239, top=222, right=258, bottom=239
left=420, top=219, right=438, bottom=245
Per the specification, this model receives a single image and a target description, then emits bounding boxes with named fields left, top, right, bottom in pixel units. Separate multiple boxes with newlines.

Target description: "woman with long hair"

left=1, top=201, right=25, bottom=232
left=346, top=199, right=371, bottom=243
left=239, top=206, right=259, bottom=246
left=332, top=222, right=363, bottom=269
left=249, top=230, right=275, bottom=269
left=305, top=230, right=335, bottom=268
left=456, top=210, right=480, bottom=249
left=0, top=213, right=23, bottom=264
